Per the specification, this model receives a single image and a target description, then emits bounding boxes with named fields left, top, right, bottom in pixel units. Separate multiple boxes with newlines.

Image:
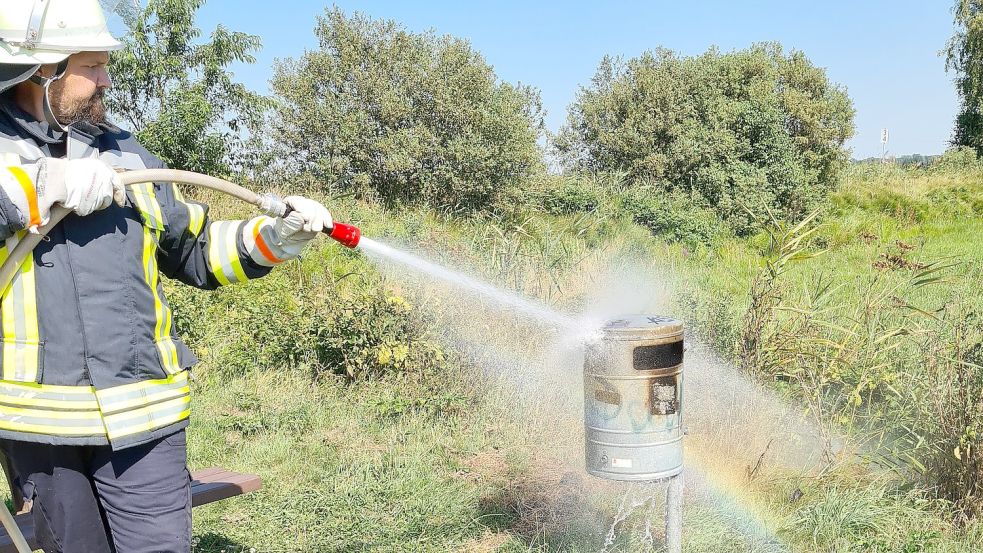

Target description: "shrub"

left=537, top=175, right=603, bottom=215
left=166, top=239, right=446, bottom=382
left=931, top=146, right=982, bottom=173
left=620, top=186, right=728, bottom=247
left=270, top=8, right=545, bottom=212
left=555, top=43, right=855, bottom=236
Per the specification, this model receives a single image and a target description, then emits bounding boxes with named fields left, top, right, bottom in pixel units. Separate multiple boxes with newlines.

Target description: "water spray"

left=584, top=315, right=685, bottom=553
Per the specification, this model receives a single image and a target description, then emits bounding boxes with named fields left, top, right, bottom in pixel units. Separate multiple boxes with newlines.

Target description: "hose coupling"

left=258, top=193, right=289, bottom=218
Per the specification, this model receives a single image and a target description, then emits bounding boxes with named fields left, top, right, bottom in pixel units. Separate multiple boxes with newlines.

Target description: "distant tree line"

left=107, top=1, right=857, bottom=231
left=852, top=154, right=942, bottom=167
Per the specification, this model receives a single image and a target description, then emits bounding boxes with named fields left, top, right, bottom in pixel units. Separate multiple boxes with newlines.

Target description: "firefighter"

left=0, top=1, right=330, bottom=551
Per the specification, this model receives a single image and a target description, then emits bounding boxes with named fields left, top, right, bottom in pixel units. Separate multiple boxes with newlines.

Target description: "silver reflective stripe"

left=103, top=396, right=190, bottom=435
left=0, top=385, right=97, bottom=403
left=10, top=269, right=27, bottom=381
left=0, top=411, right=102, bottom=429
left=99, top=382, right=189, bottom=415
left=215, top=220, right=235, bottom=274
left=0, top=138, right=45, bottom=162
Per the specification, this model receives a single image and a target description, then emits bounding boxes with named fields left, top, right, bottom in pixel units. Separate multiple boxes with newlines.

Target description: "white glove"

left=5, top=158, right=125, bottom=230
left=271, top=196, right=333, bottom=257
left=56, top=158, right=127, bottom=216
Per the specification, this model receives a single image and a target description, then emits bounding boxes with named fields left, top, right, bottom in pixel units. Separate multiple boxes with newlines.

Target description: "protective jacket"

left=0, top=97, right=274, bottom=450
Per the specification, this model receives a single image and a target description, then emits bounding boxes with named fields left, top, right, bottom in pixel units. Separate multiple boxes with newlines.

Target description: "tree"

left=105, top=0, right=268, bottom=176
left=270, top=8, right=545, bottom=211
left=946, top=0, right=983, bottom=154
left=555, top=43, right=855, bottom=236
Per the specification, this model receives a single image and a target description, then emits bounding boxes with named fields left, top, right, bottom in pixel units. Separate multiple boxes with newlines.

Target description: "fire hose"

left=0, top=168, right=361, bottom=297
left=0, top=169, right=361, bottom=552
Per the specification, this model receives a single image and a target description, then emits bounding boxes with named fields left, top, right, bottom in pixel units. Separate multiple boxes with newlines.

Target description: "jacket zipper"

left=60, top=221, right=92, bottom=383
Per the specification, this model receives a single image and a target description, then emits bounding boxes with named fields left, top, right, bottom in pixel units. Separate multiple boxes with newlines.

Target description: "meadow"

left=174, top=157, right=983, bottom=552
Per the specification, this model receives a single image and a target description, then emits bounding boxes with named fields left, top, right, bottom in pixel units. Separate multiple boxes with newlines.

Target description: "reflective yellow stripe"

left=0, top=372, right=192, bottom=440
left=131, top=183, right=181, bottom=375
left=103, top=395, right=191, bottom=440
left=171, top=184, right=205, bottom=236
left=0, top=376, right=192, bottom=439
left=130, top=182, right=163, bottom=230
left=96, top=370, right=188, bottom=402
left=96, top=371, right=189, bottom=415
left=0, top=410, right=106, bottom=436
left=0, top=232, right=40, bottom=382
left=206, top=222, right=231, bottom=286
left=99, top=372, right=192, bottom=439
left=142, top=228, right=181, bottom=374
left=0, top=381, right=99, bottom=410
left=0, top=381, right=103, bottom=435
left=0, top=402, right=103, bottom=420
left=100, top=382, right=189, bottom=415
left=206, top=221, right=248, bottom=285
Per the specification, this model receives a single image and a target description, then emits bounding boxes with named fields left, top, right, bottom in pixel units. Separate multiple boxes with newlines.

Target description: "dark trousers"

left=0, top=430, right=191, bottom=553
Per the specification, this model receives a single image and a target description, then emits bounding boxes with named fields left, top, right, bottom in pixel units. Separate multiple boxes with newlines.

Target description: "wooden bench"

left=0, top=468, right=262, bottom=552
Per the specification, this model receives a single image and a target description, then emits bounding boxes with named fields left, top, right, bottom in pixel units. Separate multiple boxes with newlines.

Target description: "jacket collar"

left=0, top=96, right=122, bottom=147
left=0, top=97, right=63, bottom=145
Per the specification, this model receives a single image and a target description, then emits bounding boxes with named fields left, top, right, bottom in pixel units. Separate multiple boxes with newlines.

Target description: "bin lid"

left=599, top=315, right=683, bottom=341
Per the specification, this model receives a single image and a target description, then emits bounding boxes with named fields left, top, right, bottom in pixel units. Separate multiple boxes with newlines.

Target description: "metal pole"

left=665, top=472, right=683, bottom=553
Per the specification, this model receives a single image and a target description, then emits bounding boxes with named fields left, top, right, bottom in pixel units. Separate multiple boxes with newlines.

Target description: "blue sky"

left=194, top=1, right=958, bottom=159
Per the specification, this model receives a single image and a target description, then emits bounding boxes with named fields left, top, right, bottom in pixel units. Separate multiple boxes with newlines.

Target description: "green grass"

left=171, top=163, right=983, bottom=551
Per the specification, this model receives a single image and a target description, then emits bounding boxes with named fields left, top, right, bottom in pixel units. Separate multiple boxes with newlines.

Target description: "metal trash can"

left=583, top=315, right=684, bottom=481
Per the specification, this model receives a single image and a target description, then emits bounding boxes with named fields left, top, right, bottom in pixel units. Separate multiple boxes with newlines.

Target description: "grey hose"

left=0, top=500, right=30, bottom=553
left=0, top=169, right=288, bottom=297
left=0, top=170, right=286, bottom=550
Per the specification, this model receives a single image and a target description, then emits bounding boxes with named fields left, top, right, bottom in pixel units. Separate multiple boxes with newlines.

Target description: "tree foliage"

left=105, top=0, right=268, bottom=175
left=555, top=43, right=855, bottom=235
left=946, top=0, right=983, bottom=154
left=271, top=8, right=545, bottom=211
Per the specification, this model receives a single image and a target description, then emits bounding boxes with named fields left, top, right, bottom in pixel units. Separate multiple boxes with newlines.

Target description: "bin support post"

left=665, top=472, right=683, bottom=553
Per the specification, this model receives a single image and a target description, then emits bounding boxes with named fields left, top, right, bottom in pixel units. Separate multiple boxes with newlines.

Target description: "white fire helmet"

left=0, top=0, right=125, bottom=93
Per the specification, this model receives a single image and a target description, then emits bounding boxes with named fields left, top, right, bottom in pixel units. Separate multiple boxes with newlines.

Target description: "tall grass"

left=170, top=160, right=983, bottom=550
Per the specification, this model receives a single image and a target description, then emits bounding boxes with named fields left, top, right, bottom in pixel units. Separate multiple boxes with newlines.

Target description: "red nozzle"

left=328, top=222, right=361, bottom=248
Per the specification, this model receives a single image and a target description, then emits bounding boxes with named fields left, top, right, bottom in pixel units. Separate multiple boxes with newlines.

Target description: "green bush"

left=166, top=240, right=446, bottom=382
left=270, top=8, right=545, bottom=211
left=536, top=176, right=603, bottom=215
left=620, top=186, right=728, bottom=247
left=555, top=43, right=855, bottom=236
left=931, top=146, right=982, bottom=172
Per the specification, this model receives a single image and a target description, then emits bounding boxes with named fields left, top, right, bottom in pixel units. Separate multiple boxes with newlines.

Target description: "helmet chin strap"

left=27, top=58, right=70, bottom=132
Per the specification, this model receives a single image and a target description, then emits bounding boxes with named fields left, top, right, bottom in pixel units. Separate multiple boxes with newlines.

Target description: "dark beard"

left=49, top=81, right=107, bottom=127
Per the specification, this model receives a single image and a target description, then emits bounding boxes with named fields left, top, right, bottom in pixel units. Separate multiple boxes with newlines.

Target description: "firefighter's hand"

left=40, top=158, right=125, bottom=221
left=271, top=195, right=333, bottom=256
